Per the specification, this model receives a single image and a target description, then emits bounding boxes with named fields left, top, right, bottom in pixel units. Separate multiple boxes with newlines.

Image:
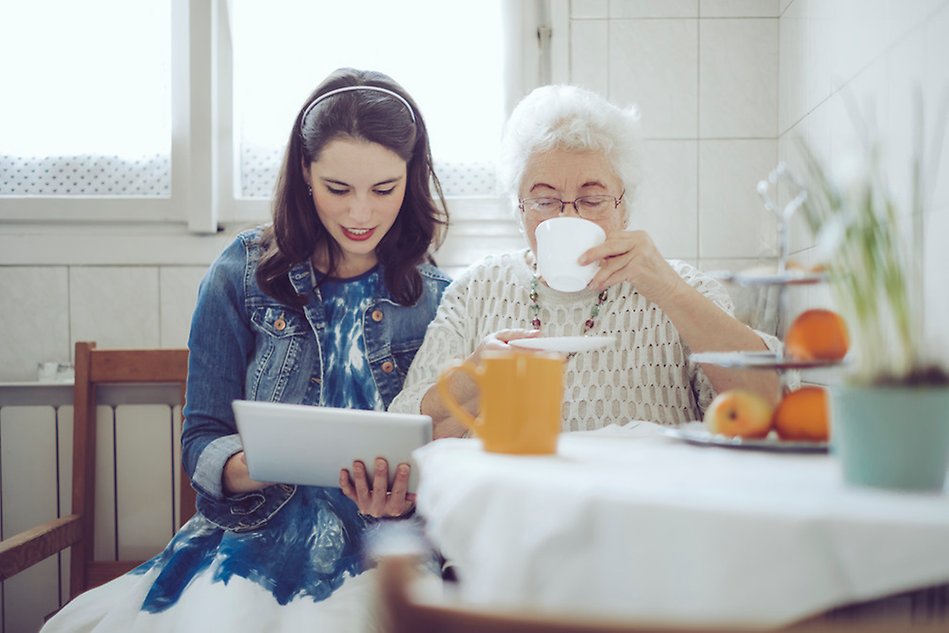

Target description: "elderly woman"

left=389, top=85, right=779, bottom=437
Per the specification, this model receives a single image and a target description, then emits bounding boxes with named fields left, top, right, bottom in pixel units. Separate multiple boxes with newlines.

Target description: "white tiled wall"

left=570, top=0, right=781, bottom=271
left=699, top=18, right=777, bottom=138
left=777, top=0, right=949, bottom=359
left=635, top=140, right=698, bottom=258
left=0, top=267, right=70, bottom=382
left=609, top=18, right=699, bottom=138
left=0, top=266, right=205, bottom=381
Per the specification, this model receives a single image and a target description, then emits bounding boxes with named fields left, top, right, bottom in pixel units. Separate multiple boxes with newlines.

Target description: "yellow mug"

left=436, top=349, right=564, bottom=454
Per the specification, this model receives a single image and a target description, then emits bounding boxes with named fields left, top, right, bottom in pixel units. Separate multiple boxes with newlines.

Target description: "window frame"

left=0, top=0, right=568, bottom=255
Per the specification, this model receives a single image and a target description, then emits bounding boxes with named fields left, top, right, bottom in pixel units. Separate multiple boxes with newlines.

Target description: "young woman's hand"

left=339, top=457, right=415, bottom=518
left=222, top=451, right=271, bottom=495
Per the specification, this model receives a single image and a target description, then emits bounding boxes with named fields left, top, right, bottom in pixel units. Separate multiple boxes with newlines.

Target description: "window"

left=0, top=0, right=176, bottom=221
left=0, top=0, right=555, bottom=236
left=0, top=1, right=171, bottom=195
left=231, top=0, right=505, bottom=200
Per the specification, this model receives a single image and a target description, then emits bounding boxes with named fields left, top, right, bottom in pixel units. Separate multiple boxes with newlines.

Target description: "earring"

left=307, top=185, right=313, bottom=196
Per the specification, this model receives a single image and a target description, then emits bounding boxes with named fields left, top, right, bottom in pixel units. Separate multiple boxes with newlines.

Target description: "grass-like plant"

left=793, top=95, right=948, bottom=386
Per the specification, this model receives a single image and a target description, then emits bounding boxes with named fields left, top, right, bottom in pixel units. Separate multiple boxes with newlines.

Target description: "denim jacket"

left=181, top=227, right=450, bottom=531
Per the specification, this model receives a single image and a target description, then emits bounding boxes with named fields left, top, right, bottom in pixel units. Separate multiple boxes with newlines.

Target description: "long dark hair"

left=256, top=68, right=448, bottom=305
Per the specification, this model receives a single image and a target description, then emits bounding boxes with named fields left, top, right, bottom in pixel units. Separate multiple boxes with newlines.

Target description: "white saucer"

left=509, top=335, right=613, bottom=354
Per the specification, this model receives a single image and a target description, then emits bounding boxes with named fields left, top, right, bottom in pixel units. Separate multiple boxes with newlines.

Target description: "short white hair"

left=498, top=85, right=642, bottom=226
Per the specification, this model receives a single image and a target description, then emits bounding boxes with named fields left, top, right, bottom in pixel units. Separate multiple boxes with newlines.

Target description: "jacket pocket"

left=251, top=306, right=308, bottom=338
left=197, top=484, right=297, bottom=532
left=248, top=306, right=310, bottom=402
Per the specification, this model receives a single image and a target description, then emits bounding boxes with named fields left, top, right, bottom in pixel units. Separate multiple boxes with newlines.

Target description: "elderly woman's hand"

left=469, top=328, right=541, bottom=363
left=419, top=328, right=540, bottom=440
left=581, top=230, right=684, bottom=305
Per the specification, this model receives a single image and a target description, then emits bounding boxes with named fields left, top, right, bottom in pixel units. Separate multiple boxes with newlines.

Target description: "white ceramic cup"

left=534, top=217, right=607, bottom=292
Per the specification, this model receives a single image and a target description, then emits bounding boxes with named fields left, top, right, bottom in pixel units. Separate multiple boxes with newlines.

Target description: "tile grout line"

left=696, top=16, right=702, bottom=262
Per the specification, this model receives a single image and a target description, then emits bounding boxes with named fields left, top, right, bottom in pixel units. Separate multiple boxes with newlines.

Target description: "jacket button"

left=381, top=361, right=394, bottom=374
left=371, top=309, right=384, bottom=322
left=274, top=318, right=286, bottom=331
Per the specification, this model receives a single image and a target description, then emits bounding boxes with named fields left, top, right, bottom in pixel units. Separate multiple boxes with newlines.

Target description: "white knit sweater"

left=389, top=249, right=780, bottom=431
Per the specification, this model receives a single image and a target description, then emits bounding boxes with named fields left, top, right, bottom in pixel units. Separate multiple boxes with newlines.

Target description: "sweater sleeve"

left=388, top=269, right=482, bottom=415
left=671, top=261, right=786, bottom=414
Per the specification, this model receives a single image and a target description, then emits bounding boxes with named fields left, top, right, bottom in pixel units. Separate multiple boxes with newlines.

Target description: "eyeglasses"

left=518, top=191, right=625, bottom=220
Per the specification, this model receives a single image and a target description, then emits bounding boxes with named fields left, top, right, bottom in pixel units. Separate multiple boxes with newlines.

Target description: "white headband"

left=299, top=85, right=417, bottom=134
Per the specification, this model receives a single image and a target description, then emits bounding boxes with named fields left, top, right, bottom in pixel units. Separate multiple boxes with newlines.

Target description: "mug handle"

left=436, top=362, right=481, bottom=434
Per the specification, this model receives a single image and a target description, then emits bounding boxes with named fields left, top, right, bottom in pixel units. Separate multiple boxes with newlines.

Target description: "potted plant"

left=793, top=99, right=949, bottom=492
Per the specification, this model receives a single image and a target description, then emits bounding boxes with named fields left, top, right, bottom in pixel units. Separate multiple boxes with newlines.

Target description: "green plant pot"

left=829, top=385, right=949, bottom=492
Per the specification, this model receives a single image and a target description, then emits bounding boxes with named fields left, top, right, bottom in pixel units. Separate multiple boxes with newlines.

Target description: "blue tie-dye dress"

left=42, top=267, right=419, bottom=633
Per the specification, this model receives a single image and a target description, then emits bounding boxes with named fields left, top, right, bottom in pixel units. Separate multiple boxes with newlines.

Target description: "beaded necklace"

left=529, top=275, right=609, bottom=334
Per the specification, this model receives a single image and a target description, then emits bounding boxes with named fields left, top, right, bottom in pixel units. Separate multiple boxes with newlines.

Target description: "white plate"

left=689, top=351, right=847, bottom=370
left=509, top=335, right=614, bottom=354
left=663, top=423, right=828, bottom=453
left=711, top=270, right=828, bottom=287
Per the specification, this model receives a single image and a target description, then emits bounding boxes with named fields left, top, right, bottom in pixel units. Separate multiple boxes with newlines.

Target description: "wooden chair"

left=0, top=341, right=195, bottom=601
left=375, top=553, right=946, bottom=633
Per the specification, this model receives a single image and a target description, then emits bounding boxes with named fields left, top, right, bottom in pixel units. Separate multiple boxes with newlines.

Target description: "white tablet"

left=232, top=400, right=432, bottom=493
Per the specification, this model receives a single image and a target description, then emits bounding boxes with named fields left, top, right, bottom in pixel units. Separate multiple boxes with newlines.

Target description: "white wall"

left=778, top=0, right=949, bottom=359
left=0, top=264, right=207, bottom=380
left=568, top=0, right=781, bottom=272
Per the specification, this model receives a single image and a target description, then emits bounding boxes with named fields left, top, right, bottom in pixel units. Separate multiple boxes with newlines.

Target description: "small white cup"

left=37, top=362, right=59, bottom=383
left=37, top=362, right=75, bottom=383
left=534, top=217, right=606, bottom=292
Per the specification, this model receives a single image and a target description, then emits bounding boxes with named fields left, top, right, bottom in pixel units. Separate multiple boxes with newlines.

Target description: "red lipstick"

left=341, top=227, right=376, bottom=242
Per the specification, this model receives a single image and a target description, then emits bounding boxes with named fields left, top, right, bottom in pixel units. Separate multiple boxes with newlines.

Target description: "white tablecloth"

left=412, top=422, right=949, bottom=627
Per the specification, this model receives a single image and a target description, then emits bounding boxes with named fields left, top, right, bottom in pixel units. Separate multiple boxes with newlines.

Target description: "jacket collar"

left=287, top=258, right=394, bottom=302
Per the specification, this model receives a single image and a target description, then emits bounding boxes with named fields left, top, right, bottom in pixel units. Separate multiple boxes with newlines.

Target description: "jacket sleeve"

left=181, top=234, right=295, bottom=530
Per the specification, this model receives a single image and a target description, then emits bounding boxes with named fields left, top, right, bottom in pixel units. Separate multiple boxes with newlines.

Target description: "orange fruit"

left=772, top=386, right=829, bottom=441
left=785, top=308, right=849, bottom=361
left=704, top=389, right=774, bottom=439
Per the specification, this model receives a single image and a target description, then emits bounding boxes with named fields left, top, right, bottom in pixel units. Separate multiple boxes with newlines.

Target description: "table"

left=412, top=422, right=949, bottom=628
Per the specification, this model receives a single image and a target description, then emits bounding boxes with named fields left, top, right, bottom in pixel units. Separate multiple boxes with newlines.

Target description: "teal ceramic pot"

left=829, top=385, right=949, bottom=492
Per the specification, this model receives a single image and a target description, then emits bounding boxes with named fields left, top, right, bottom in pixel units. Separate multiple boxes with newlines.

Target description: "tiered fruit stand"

left=671, top=163, right=844, bottom=451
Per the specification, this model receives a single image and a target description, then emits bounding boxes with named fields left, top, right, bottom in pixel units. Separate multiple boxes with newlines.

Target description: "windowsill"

left=0, top=382, right=74, bottom=407
left=0, top=221, right=239, bottom=266
left=0, top=381, right=185, bottom=407
left=0, top=196, right=510, bottom=267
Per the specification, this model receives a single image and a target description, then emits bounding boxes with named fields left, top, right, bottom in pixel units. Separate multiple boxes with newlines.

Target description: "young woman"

left=43, top=68, right=450, bottom=633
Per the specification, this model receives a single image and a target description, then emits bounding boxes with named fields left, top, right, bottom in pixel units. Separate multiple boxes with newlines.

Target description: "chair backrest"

left=70, top=340, right=194, bottom=597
